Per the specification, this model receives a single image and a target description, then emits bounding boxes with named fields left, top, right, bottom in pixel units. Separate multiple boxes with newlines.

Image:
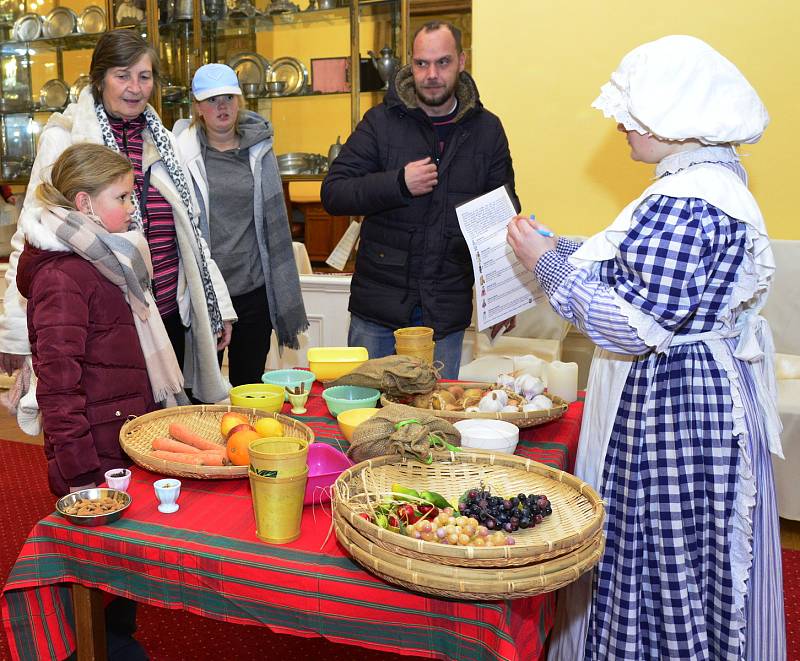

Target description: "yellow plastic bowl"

left=337, top=407, right=380, bottom=442
left=307, top=346, right=369, bottom=381
left=229, top=383, right=284, bottom=412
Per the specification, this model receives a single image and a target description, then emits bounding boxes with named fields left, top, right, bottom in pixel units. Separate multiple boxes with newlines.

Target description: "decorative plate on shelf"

left=12, top=13, right=43, bottom=41
left=270, top=56, right=308, bottom=96
left=77, top=5, right=106, bottom=33
left=69, top=74, right=91, bottom=103
left=39, top=79, right=70, bottom=110
left=226, top=51, right=270, bottom=86
left=43, top=7, right=77, bottom=38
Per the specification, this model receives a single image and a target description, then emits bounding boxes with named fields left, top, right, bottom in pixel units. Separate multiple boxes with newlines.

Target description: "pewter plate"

left=77, top=5, right=106, bottom=34
left=270, top=56, right=307, bottom=96
left=226, top=51, right=271, bottom=86
left=43, top=7, right=77, bottom=38
left=69, top=74, right=91, bottom=103
left=39, top=78, right=69, bottom=110
left=12, top=13, right=43, bottom=41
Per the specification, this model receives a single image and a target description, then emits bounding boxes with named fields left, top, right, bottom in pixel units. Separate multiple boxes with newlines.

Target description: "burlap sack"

left=329, top=355, right=438, bottom=397
left=348, top=403, right=461, bottom=464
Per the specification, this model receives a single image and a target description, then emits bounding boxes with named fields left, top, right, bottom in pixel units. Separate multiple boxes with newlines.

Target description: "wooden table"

left=1, top=390, right=584, bottom=661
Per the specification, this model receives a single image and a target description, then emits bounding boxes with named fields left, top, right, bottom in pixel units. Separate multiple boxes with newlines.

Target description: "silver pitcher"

left=367, top=46, right=400, bottom=89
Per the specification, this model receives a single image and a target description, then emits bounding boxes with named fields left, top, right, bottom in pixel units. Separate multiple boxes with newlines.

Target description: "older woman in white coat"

left=0, top=30, right=235, bottom=410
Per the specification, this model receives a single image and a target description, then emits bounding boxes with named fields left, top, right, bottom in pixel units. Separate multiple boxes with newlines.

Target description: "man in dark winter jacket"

left=321, top=20, right=518, bottom=378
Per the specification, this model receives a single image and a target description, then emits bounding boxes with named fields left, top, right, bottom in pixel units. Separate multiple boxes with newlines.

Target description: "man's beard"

left=416, top=81, right=456, bottom=108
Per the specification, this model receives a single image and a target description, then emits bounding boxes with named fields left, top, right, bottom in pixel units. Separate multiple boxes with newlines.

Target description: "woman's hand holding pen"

left=506, top=214, right=558, bottom=271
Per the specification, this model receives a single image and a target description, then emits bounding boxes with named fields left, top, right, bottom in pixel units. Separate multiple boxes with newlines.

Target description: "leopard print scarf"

left=94, top=102, right=224, bottom=335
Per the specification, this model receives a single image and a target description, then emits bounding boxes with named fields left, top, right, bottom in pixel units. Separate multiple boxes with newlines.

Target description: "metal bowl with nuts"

left=56, top=487, right=132, bottom=526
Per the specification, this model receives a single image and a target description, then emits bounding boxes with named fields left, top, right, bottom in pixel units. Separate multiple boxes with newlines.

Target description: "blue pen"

left=529, top=214, right=554, bottom=237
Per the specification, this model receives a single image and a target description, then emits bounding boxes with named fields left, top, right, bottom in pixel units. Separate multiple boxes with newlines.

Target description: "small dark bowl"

left=56, top=488, right=132, bottom=526
left=266, top=80, right=286, bottom=95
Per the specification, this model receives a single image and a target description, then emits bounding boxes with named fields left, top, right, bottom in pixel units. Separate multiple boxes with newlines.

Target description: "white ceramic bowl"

left=105, top=468, right=131, bottom=492
left=154, top=478, right=182, bottom=513
left=453, top=419, right=520, bottom=455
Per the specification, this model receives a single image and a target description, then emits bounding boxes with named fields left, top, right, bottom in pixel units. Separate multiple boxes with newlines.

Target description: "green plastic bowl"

left=262, top=369, right=315, bottom=401
left=321, top=385, right=380, bottom=417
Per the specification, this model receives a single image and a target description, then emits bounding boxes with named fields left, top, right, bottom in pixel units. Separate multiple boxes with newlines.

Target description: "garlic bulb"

left=522, top=394, right=553, bottom=412
left=501, top=404, right=519, bottom=413
left=514, top=374, right=545, bottom=400
left=478, top=392, right=505, bottom=412
left=495, top=373, right=515, bottom=389
left=488, top=389, right=509, bottom=407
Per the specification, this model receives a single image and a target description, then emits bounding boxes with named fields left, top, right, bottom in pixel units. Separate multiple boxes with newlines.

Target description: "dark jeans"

left=217, top=285, right=272, bottom=387
left=161, top=309, right=201, bottom=403
left=162, top=309, right=185, bottom=370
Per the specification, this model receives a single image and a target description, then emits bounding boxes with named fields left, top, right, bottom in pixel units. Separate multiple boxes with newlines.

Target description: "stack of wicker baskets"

left=333, top=450, right=604, bottom=600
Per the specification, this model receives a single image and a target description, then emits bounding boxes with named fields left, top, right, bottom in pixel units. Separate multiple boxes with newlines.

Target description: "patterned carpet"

left=0, top=438, right=797, bottom=660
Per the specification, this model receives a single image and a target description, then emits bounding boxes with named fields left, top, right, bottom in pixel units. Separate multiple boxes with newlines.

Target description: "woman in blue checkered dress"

left=508, top=36, right=785, bottom=660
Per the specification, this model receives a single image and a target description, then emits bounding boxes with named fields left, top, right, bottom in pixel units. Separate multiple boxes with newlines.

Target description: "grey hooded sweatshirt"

left=198, top=113, right=272, bottom=296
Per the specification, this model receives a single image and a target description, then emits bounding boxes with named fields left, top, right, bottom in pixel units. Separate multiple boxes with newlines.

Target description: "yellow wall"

left=472, top=1, right=799, bottom=240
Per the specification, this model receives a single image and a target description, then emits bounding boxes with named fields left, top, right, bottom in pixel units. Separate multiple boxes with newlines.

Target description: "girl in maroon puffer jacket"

left=17, top=144, right=185, bottom=497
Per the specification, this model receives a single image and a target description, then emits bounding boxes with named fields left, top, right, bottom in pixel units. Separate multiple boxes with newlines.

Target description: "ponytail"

left=36, top=180, right=76, bottom=210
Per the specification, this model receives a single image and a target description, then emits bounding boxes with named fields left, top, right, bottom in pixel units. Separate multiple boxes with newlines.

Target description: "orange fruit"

left=226, top=428, right=261, bottom=466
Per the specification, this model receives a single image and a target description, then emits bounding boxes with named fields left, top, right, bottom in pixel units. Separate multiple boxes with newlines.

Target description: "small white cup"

left=105, top=468, right=132, bottom=492
left=154, top=478, right=182, bottom=514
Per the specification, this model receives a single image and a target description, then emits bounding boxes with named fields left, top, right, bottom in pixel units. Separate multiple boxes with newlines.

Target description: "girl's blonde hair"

left=37, top=144, right=133, bottom=210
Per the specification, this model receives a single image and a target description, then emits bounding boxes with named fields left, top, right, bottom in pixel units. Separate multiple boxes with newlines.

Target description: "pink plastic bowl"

left=303, top=442, right=353, bottom=506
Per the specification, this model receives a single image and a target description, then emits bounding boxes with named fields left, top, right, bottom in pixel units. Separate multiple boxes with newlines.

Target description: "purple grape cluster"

left=458, top=488, right=552, bottom=534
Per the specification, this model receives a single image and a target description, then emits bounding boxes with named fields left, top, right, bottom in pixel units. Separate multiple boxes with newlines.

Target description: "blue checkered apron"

left=578, top=199, right=784, bottom=660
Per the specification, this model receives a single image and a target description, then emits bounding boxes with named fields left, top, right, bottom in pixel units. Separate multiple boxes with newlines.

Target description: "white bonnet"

left=592, top=35, right=769, bottom=145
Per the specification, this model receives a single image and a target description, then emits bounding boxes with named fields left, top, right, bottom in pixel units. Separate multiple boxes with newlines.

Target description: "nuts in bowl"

left=56, top=488, right=132, bottom=526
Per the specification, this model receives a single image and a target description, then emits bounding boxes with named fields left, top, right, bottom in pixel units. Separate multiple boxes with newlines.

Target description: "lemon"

left=254, top=417, right=284, bottom=437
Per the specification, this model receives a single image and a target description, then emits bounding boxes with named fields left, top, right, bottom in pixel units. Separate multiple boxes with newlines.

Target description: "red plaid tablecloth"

left=1, top=386, right=584, bottom=661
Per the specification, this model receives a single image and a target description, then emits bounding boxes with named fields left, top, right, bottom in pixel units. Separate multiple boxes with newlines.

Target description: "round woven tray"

left=334, top=510, right=604, bottom=600
left=119, top=404, right=315, bottom=479
left=380, top=382, right=568, bottom=429
left=333, top=450, right=604, bottom=567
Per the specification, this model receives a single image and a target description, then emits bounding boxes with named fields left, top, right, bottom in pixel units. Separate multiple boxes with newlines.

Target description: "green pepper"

left=391, top=483, right=420, bottom=502
left=419, top=490, right=452, bottom=510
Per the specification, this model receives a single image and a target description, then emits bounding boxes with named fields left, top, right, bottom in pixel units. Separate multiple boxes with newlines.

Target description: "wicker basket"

left=380, top=382, right=568, bottom=429
left=119, top=405, right=315, bottom=479
left=334, top=510, right=604, bottom=600
left=333, top=450, right=604, bottom=567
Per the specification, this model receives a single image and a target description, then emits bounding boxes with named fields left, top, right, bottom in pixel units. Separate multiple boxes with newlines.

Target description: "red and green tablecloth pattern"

left=1, top=388, right=584, bottom=661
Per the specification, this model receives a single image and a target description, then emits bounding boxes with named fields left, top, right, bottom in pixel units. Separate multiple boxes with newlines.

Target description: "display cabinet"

left=0, top=0, right=409, bottom=186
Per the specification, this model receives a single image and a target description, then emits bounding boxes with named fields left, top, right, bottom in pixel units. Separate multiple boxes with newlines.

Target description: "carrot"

left=152, top=436, right=201, bottom=454
left=168, top=422, right=224, bottom=453
left=151, top=450, right=205, bottom=465
left=195, top=451, right=228, bottom=467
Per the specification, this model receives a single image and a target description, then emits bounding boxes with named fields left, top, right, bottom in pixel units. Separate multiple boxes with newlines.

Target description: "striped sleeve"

left=534, top=251, right=650, bottom=355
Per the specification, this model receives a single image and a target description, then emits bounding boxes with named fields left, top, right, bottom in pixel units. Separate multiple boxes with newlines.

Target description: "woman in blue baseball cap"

left=175, top=64, right=307, bottom=385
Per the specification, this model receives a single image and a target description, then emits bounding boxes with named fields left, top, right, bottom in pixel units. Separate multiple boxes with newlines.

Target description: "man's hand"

left=216, top=321, right=233, bottom=351
left=0, top=352, right=24, bottom=376
left=490, top=316, right=516, bottom=340
left=404, top=157, right=438, bottom=196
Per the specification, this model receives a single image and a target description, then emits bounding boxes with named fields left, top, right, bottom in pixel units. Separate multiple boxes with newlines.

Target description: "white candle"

left=513, top=354, right=546, bottom=378
left=545, top=361, right=579, bottom=403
